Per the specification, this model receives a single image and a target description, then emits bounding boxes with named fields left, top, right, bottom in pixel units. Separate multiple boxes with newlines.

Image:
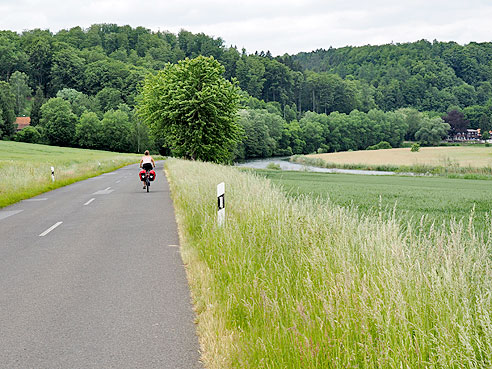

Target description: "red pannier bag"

left=139, top=170, right=146, bottom=181
left=149, top=170, right=156, bottom=181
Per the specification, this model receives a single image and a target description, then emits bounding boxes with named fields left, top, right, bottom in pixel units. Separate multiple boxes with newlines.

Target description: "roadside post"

left=51, top=166, right=55, bottom=182
left=217, top=182, right=225, bottom=226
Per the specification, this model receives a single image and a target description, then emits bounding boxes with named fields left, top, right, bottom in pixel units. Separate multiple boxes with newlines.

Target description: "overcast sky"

left=1, top=0, right=492, bottom=55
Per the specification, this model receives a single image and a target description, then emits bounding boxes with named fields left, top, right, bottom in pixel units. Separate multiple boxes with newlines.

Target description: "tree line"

left=1, top=24, right=490, bottom=157
left=235, top=99, right=452, bottom=160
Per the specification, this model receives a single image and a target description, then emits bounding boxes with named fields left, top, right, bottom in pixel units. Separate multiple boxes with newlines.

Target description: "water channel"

left=236, top=157, right=397, bottom=176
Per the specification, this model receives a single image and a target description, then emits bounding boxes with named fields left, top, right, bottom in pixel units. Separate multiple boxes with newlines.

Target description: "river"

left=235, top=157, right=397, bottom=176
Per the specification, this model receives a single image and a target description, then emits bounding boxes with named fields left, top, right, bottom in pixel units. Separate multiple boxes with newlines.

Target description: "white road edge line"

left=84, top=198, right=95, bottom=206
left=39, top=222, right=63, bottom=237
left=104, top=187, right=111, bottom=191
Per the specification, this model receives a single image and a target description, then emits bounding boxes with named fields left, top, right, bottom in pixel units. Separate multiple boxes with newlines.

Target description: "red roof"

left=15, top=117, right=31, bottom=130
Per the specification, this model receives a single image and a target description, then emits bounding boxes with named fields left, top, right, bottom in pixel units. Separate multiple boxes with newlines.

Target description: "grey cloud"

left=1, top=0, right=492, bottom=55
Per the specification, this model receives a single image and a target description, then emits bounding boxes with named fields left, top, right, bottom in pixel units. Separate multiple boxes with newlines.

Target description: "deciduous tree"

left=138, top=56, right=241, bottom=163
left=99, top=109, right=131, bottom=152
left=9, top=71, right=32, bottom=115
left=443, top=109, right=469, bottom=136
left=415, top=117, right=450, bottom=146
left=40, top=97, right=77, bottom=146
left=75, top=111, right=101, bottom=148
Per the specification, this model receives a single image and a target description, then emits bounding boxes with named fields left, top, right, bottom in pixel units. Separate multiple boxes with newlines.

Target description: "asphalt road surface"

left=0, top=162, right=203, bottom=369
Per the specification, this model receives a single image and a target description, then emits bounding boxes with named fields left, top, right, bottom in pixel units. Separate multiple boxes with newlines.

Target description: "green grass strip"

left=0, top=141, right=143, bottom=208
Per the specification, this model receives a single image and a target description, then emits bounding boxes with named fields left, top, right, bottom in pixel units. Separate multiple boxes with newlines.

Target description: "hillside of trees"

left=0, top=24, right=491, bottom=158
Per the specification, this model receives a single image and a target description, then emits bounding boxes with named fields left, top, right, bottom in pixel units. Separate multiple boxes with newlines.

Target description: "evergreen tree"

left=0, top=80, right=16, bottom=138
left=30, top=86, right=45, bottom=126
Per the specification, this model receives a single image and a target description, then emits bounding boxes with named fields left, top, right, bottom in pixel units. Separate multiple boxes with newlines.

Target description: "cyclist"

left=140, top=150, right=155, bottom=189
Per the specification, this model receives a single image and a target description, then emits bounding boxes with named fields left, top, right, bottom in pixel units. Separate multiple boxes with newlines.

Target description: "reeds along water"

left=166, top=158, right=492, bottom=369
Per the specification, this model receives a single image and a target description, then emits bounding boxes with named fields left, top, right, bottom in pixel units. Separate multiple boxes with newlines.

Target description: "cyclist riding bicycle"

left=140, top=150, right=155, bottom=189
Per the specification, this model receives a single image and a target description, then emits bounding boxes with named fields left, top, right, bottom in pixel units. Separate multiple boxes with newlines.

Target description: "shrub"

left=266, top=162, right=281, bottom=170
left=367, top=141, right=392, bottom=150
left=14, top=126, right=43, bottom=144
left=411, top=143, right=421, bottom=152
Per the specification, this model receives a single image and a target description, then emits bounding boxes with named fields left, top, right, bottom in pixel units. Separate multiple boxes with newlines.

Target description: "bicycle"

left=139, top=167, right=156, bottom=192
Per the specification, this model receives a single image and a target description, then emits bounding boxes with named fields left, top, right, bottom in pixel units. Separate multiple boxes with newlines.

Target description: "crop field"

left=0, top=141, right=141, bottom=208
left=306, top=146, right=492, bottom=173
left=167, top=158, right=492, bottom=368
left=257, top=169, right=492, bottom=236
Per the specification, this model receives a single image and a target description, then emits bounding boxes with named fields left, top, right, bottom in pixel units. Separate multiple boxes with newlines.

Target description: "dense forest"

left=0, top=24, right=491, bottom=158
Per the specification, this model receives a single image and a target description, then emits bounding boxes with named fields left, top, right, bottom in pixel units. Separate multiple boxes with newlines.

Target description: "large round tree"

left=40, top=97, right=77, bottom=146
left=137, top=56, right=241, bottom=163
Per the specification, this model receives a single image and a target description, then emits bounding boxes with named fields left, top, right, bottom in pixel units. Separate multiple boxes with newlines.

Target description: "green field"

left=256, top=169, right=492, bottom=235
left=0, top=141, right=142, bottom=208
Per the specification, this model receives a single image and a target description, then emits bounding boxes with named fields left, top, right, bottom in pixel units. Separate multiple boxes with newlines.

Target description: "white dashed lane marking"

left=93, top=187, right=114, bottom=195
left=39, top=222, right=63, bottom=237
left=84, top=198, right=95, bottom=206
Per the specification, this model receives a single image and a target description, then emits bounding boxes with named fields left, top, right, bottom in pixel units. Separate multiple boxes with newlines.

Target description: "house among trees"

left=15, top=117, right=31, bottom=131
left=467, top=129, right=480, bottom=140
left=451, top=129, right=480, bottom=141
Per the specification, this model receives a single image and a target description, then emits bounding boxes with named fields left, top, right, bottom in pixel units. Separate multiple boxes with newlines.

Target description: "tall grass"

left=166, top=158, right=492, bottom=368
left=0, top=141, right=141, bottom=207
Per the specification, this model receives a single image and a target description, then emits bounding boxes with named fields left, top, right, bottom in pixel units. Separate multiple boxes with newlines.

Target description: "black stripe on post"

left=218, top=194, right=225, bottom=210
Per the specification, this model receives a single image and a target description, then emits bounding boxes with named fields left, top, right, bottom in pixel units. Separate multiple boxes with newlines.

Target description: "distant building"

left=15, top=117, right=31, bottom=131
left=466, top=129, right=480, bottom=140
left=450, top=129, right=480, bottom=141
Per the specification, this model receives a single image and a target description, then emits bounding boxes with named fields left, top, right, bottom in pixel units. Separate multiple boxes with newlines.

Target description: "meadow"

left=295, top=145, right=492, bottom=177
left=0, top=141, right=141, bottom=208
left=256, top=169, right=492, bottom=236
left=166, top=158, right=492, bottom=368
left=310, top=146, right=492, bottom=167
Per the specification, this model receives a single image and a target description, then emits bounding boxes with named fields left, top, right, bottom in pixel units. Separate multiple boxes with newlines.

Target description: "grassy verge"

left=0, top=141, right=142, bottom=208
left=166, top=158, right=492, bottom=368
left=291, top=155, right=492, bottom=178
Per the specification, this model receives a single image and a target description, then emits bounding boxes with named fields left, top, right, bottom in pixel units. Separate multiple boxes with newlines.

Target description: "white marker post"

left=217, top=182, right=225, bottom=226
left=51, top=166, right=55, bottom=182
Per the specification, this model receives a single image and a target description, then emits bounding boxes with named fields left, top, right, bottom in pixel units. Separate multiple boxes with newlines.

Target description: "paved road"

left=0, top=162, right=203, bottom=369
